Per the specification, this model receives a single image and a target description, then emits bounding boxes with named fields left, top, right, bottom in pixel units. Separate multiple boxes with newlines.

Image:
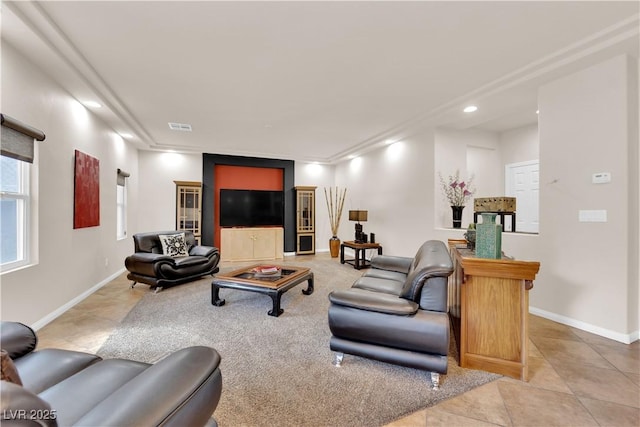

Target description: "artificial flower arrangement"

left=439, top=170, right=475, bottom=207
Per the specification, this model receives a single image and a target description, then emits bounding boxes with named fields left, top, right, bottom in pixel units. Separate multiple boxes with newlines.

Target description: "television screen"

left=219, top=189, right=284, bottom=227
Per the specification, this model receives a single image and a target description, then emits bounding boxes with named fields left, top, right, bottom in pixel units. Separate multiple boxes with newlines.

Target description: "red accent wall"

left=214, top=165, right=284, bottom=248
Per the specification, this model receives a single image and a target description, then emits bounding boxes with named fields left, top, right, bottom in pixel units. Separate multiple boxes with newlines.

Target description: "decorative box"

left=474, top=197, right=516, bottom=213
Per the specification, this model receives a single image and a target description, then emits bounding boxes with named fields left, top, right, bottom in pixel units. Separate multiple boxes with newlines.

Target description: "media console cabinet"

left=448, top=239, right=540, bottom=381
left=221, top=227, right=284, bottom=262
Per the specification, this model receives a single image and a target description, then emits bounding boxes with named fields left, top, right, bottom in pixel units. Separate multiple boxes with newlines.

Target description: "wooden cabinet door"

left=252, top=228, right=276, bottom=259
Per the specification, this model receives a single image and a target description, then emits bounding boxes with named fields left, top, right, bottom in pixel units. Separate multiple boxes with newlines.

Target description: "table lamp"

left=349, top=210, right=368, bottom=243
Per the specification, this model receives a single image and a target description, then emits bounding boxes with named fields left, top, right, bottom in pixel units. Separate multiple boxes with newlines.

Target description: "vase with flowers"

left=439, top=170, right=475, bottom=228
left=324, top=187, right=347, bottom=257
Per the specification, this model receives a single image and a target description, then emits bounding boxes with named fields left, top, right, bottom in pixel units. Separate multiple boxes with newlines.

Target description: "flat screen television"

left=219, top=189, right=284, bottom=227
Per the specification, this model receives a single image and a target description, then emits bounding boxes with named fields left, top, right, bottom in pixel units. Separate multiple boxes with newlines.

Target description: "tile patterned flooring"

left=36, top=268, right=639, bottom=427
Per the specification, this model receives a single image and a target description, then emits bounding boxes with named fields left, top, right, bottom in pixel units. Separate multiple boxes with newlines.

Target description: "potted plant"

left=439, top=170, right=475, bottom=228
left=324, top=187, right=347, bottom=257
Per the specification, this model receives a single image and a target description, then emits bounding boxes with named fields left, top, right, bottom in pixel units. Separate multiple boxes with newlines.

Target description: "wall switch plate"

left=592, top=172, right=611, bottom=184
left=579, top=210, right=607, bottom=222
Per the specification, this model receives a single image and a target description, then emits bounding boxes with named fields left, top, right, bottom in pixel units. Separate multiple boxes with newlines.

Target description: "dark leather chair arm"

left=370, top=255, right=413, bottom=274
left=189, top=245, right=219, bottom=258
left=75, top=346, right=222, bottom=427
left=0, top=321, right=37, bottom=359
left=126, top=252, right=173, bottom=264
left=329, top=288, right=418, bottom=315
left=400, top=241, right=453, bottom=302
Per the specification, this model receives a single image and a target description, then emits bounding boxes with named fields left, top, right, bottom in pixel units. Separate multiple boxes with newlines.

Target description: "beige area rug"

left=99, top=257, right=500, bottom=426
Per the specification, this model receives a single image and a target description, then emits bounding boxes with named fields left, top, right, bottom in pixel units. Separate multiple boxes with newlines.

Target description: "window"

left=116, top=169, right=129, bottom=239
left=1, top=155, right=29, bottom=270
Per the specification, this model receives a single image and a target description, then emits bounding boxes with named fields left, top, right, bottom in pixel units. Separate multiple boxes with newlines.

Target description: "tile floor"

left=36, top=267, right=639, bottom=427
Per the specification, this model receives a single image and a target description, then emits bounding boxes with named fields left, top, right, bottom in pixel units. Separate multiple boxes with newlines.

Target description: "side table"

left=340, top=241, right=382, bottom=270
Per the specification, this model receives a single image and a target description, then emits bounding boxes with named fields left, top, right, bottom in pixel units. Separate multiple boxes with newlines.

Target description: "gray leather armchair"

left=328, top=240, right=453, bottom=389
left=125, top=230, right=220, bottom=292
left=0, top=321, right=223, bottom=426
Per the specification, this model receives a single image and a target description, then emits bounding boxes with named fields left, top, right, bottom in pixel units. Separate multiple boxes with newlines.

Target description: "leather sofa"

left=328, top=240, right=454, bottom=389
left=125, top=230, right=221, bottom=292
left=0, top=321, right=223, bottom=426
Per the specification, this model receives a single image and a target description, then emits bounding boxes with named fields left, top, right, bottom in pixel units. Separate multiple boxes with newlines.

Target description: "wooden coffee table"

left=211, top=264, right=314, bottom=317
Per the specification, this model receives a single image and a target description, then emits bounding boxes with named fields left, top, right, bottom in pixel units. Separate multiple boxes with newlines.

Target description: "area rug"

left=98, top=257, right=500, bottom=426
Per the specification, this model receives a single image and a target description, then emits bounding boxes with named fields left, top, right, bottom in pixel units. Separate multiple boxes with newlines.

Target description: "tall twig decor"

left=324, top=187, right=347, bottom=237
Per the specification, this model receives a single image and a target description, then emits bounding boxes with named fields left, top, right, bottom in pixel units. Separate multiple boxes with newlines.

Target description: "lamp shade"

left=348, top=210, right=368, bottom=222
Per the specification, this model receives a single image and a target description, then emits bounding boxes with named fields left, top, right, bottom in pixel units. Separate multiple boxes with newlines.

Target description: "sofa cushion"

left=352, top=276, right=404, bottom=296
left=173, top=255, right=210, bottom=268
left=14, top=349, right=101, bottom=394
left=328, top=288, right=418, bottom=315
left=362, top=268, right=407, bottom=283
left=39, top=359, right=149, bottom=426
left=159, top=233, right=189, bottom=257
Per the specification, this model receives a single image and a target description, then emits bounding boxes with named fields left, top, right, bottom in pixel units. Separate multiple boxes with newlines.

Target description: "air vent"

left=168, top=122, right=192, bottom=132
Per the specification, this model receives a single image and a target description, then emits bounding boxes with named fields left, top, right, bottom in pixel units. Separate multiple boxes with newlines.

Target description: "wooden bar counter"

left=448, top=239, right=540, bottom=381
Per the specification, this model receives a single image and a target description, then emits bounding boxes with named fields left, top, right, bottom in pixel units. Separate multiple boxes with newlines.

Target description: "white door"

left=505, top=160, right=539, bottom=233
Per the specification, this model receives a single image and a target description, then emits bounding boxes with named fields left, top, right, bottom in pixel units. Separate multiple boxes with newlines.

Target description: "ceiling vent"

left=168, top=122, right=192, bottom=132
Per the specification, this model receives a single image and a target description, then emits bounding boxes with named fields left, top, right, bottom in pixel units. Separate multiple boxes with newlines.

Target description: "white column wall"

left=534, top=54, right=637, bottom=341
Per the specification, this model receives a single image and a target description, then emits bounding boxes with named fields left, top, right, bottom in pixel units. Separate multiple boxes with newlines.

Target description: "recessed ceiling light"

left=536, top=110, right=539, bottom=114
left=463, top=105, right=478, bottom=113
left=83, top=101, right=102, bottom=108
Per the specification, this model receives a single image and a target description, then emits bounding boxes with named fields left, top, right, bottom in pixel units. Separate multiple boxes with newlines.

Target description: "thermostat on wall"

left=592, top=172, right=611, bottom=184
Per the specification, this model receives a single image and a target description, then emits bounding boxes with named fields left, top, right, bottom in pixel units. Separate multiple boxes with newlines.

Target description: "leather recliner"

left=125, top=230, right=221, bottom=292
left=0, top=321, right=223, bottom=427
left=328, top=240, right=454, bottom=389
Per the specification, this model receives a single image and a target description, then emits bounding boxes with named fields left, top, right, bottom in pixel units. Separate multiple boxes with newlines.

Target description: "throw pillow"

left=159, top=233, right=188, bottom=257
left=1, top=349, right=22, bottom=385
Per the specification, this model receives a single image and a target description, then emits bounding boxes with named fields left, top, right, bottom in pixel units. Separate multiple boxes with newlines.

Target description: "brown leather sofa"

left=0, top=321, right=223, bottom=426
left=125, top=230, right=220, bottom=292
left=328, top=240, right=454, bottom=389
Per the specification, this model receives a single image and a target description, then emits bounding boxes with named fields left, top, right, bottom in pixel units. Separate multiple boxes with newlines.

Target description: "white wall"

left=1, top=43, right=139, bottom=327
left=334, top=134, right=437, bottom=257
left=135, top=151, right=202, bottom=235
left=500, top=124, right=539, bottom=167
left=434, top=128, right=502, bottom=229
left=294, top=162, right=335, bottom=252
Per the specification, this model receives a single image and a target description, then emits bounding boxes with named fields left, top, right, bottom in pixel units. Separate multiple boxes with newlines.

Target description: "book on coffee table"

left=252, top=265, right=281, bottom=278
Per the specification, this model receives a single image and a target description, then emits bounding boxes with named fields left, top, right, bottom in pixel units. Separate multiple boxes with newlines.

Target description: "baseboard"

left=530, top=306, right=638, bottom=344
left=32, top=268, right=127, bottom=331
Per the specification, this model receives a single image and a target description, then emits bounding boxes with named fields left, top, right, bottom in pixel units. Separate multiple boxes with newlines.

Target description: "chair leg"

left=154, top=286, right=163, bottom=294
left=333, top=352, right=344, bottom=367
left=130, top=281, right=137, bottom=289
left=430, top=372, right=440, bottom=390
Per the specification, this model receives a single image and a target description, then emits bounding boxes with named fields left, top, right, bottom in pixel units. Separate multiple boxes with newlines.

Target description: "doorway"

left=505, top=160, right=539, bottom=233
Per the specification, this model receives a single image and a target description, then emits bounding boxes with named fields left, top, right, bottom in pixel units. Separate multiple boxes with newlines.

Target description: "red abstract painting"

left=74, top=150, right=100, bottom=228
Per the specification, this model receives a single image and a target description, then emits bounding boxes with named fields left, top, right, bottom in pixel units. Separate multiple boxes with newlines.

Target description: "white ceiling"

left=2, top=1, right=638, bottom=164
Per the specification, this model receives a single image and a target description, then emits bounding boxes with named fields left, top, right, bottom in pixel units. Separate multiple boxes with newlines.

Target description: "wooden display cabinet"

left=174, top=181, right=202, bottom=244
left=295, top=186, right=316, bottom=255
left=448, top=239, right=540, bottom=381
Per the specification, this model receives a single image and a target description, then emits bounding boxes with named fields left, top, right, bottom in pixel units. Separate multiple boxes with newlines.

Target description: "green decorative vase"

left=476, top=213, right=502, bottom=259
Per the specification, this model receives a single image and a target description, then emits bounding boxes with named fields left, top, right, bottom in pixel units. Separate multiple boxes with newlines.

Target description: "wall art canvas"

left=74, top=149, right=100, bottom=228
